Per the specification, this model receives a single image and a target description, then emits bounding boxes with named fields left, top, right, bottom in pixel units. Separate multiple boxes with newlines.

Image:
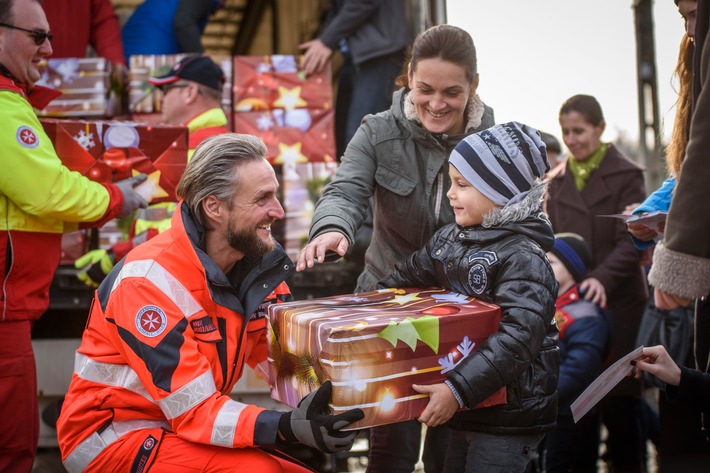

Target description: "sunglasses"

left=0, top=23, right=53, bottom=46
left=160, top=83, right=189, bottom=94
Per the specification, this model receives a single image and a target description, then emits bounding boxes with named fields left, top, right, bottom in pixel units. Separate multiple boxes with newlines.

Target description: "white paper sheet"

left=571, top=345, right=644, bottom=423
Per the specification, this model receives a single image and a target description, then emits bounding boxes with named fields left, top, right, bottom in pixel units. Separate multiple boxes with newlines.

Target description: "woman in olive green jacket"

left=296, top=24, right=494, bottom=473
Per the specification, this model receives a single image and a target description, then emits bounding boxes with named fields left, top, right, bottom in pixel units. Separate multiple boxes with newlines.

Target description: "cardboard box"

left=233, top=55, right=335, bottom=163
left=41, top=118, right=188, bottom=203
left=35, top=58, right=124, bottom=117
left=267, top=287, right=506, bottom=429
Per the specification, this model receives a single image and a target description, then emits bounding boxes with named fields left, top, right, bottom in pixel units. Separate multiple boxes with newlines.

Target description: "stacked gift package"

left=267, top=287, right=507, bottom=429
left=279, top=161, right=338, bottom=260
left=232, top=55, right=335, bottom=164
left=35, top=58, right=124, bottom=117
left=40, top=118, right=188, bottom=204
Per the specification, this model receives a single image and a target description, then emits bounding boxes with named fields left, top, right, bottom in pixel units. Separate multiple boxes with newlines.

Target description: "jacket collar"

left=554, top=144, right=643, bottom=211
left=186, top=107, right=228, bottom=133
left=0, top=64, right=62, bottom=110
left=175, top=202, right=294, bottom=316
left=556, top=285, right=582, bottom=308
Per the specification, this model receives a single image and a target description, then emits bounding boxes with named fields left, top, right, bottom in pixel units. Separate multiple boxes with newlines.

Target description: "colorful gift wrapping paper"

left=268, top=287, right=507, bottom=429
left=41, top=118, right=188, bottom=203
left=233, top=55, right=335, bottom=164
left=35, top=58, right=124, bottom=117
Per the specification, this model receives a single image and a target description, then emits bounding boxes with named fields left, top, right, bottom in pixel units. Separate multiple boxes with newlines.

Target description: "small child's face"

left=547, top=252, right=575, bottom=295
left=447, top=165, right=499, bottom=227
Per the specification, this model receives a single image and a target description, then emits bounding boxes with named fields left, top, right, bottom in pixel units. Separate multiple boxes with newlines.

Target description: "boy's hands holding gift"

left=413, top=383, right=460, bottom=427
left=278, top=380, right=364, bottom=453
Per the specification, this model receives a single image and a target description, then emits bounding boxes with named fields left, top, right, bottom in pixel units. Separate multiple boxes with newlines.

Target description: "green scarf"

left=568, top=143, right=608, bottom=191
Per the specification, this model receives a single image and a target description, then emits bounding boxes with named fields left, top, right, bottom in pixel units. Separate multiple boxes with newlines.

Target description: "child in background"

left=541, top=233, right=612, bottom=473
left=380, top=122, right=559, bottom=473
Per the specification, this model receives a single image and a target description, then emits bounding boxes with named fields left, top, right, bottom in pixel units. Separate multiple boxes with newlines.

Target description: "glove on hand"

left=278, top=380, right=364, bottom=453
left=75, top=249, right=116, bottom=288
left=115, top=174, right=149, bottom=218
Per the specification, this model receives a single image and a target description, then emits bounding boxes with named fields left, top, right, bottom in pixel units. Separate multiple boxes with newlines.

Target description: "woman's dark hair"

left=559, top=94, right=605, bottom=127
left=396, top=24, right=478, bottom=88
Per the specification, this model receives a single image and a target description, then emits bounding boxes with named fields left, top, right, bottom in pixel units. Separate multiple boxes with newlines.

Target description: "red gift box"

left=40, top=118, right=188, bottom=203
left=233, top=55, right=332, bottom=111
left=233, top=55, right=335, bottom=163
left=36, top=58, right=124, bottom=117
left=233, top=109, right=336, bottom=164
left=267, top=287, right=507, bottom=429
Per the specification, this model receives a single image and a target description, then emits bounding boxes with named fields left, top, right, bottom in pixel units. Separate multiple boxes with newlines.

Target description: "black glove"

left=115, top=174, right=149, bottom=218
left=278, top=380, right=365, bottom=453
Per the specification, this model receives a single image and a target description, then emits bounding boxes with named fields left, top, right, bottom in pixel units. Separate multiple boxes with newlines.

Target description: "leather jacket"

left=382, top=187, right=560, bottom=434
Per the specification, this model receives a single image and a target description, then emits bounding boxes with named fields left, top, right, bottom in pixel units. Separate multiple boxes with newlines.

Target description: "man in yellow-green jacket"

left=0, top=1, right=148, bottom=470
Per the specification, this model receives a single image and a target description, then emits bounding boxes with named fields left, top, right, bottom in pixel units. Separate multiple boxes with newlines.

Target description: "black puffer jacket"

left=382, top=190, right=559, bottom=435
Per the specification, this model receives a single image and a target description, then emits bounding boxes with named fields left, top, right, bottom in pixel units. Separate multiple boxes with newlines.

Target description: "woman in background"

left=546, top=94, right=648, bottom=473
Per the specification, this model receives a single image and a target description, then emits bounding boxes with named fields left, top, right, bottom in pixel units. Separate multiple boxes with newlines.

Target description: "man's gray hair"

left=177, top=133, right=268, bottom=230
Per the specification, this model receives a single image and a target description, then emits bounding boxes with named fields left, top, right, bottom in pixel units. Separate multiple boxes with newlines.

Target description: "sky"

left=446, top=0, right=687, bottom=150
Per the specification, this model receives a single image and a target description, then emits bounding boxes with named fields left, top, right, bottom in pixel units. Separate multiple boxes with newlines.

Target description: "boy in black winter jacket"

left=381, top=122, right=560, bottom=473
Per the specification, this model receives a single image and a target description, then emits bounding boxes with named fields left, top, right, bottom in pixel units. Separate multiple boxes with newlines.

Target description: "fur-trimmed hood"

left=483, top=180, right=548, bottom=228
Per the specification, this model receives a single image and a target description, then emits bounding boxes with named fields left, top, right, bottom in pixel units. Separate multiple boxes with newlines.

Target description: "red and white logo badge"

left=135, top=305, right=168, bottom=338
left=143, top=437, right=155, bottom=450
left=16, top=126, right=39, bottom=148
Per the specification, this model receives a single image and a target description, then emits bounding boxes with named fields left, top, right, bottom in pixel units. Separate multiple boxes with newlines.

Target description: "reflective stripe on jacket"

left=57, top=202, right=294, bottom=469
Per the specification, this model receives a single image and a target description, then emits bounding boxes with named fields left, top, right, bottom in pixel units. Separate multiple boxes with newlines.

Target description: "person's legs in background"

left=342, top=50, right=405, bottom=154
left=543, top=412, right=600, bottom=473
left=366, top=420, right=422, bottom=473
left=0, top=320, right=38, bottom=473
left=601, top=395, right=646, bottom=473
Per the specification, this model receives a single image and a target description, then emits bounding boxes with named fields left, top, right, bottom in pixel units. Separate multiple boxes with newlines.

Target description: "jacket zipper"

left=434, top=172, right=444, bottom=226
left=222, top=258, right=287, bottom=392
left=2, top=195, right=12, bottom=322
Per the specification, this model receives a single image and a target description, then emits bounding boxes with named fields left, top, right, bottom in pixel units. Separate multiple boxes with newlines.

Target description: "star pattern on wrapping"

left=256, top=113, right=274, bottom=131
left=391, top=292, right=421, bottom=305
left=273, top=86, right=307, bottom=110
left=273, top=142, right=308, bottom=166
left=132, top=169, right=169, bottom=202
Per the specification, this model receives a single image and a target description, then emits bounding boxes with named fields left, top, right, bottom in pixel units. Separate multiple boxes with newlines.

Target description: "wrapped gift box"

left=234, top=109, right=335, bottom=164
left=267, top=287, right=507, bottom=429
left=233, top=55, right=335, bottom=163
left=35, top=58, right=124, bottom=117
left=278, top=162, right=337, bottom=260
left=40, top=118, right=188, bottom=203
left=129, top=54, right=233, bottom=130
left=233, top=55, right=332, bottom=111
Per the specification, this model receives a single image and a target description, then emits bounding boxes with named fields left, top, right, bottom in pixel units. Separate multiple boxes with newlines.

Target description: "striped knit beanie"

left=449, top=122, right=550, bottom=207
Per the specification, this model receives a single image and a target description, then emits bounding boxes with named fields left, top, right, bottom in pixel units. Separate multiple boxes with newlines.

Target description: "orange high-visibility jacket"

left=57, top=202, right=294, bottom=472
